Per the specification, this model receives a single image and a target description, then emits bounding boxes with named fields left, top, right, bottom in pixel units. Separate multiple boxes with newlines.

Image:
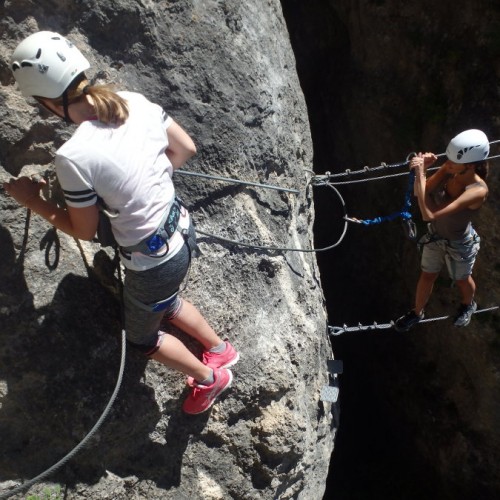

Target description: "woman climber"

left=3, top=31, right=239, bottom=414
left=395, top=129, right=489, bottom=332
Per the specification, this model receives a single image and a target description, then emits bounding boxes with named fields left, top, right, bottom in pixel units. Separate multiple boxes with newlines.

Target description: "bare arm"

left=411, top=152, right=449, bottom=194
left=3, top=176, right=99, bottom=240
left=419, top=185, right=487, bottom=221
left=410, top=159, right=488, bottom=221
left=165, top=120, right=197, bottom=170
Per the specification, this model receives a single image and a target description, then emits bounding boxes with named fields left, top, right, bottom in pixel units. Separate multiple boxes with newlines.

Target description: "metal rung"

left=320, top=385, right=339, bottom=403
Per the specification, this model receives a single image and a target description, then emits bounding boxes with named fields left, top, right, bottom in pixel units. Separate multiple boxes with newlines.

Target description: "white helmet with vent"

left=446, top=129, right=489, bottom=164
left=11, top=31, right=90, bottom=98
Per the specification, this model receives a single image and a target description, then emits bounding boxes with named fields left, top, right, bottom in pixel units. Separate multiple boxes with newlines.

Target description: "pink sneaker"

left=182, top=368, right=233, bottom=415
left=203, top=341, right=240, bottom=369
left=185, top=342, right=239, bottom=387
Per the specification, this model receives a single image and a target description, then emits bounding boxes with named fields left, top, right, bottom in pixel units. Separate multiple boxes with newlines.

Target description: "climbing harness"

left=328, top=305, right=499, bottom=336
left=120, top=197, right=184, bottom=256
left=416, top=227, right=443, bottom=253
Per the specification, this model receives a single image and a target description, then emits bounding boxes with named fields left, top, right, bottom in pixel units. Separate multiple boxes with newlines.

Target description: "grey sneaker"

left=394, top=310, right=424, bottom=332
left=453, top=301, right=477, bottom=327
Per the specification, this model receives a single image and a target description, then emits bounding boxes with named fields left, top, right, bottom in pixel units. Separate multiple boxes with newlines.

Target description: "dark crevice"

left=279, top=2, right=496, bottom=499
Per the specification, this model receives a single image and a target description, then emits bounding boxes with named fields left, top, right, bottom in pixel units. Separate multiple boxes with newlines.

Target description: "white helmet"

left=11, top=31, right=90, bottom=98
left=446, top=129, right=489, bottom=164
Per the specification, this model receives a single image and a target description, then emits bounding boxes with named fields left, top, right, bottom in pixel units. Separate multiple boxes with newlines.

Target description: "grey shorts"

left=123, top=224, right=199, bottom=353
left=420, top=229, right=480, bottom=281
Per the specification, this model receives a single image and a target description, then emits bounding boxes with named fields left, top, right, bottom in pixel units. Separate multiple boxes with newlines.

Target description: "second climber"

left=395, top=129, right=489, bottom=332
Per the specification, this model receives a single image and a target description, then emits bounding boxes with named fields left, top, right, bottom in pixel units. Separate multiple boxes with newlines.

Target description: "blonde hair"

left=51, top=74, right=129, bottom=125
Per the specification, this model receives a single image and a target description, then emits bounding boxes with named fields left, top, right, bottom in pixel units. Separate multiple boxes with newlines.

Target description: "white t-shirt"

left=55, top=91, right=190, bottom=271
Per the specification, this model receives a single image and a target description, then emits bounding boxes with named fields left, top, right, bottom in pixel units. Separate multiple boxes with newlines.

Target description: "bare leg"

left=169, top=299, right=223, bottom=350
left=455, top=275, right=476, bottom=305
left=150, top=333, right=212, bottom=382
left=414, top=271, right=439, bottom=315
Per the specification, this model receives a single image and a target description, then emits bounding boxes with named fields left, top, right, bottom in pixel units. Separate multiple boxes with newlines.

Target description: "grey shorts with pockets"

left=420, top=228, right=480, bottom=281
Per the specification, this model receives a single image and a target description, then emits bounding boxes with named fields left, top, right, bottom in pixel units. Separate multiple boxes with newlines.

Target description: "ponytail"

left=51, top=73, right=129, bottom=125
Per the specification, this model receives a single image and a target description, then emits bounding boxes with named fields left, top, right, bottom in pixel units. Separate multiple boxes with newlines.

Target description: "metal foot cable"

left=328, top=306, right=499, bottom=336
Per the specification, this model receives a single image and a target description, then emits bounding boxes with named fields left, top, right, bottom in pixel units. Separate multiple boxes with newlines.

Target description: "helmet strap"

left=62, top=90, right=73, bottom=124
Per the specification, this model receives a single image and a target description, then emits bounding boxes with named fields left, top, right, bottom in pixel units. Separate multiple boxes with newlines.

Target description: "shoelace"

left=189, top=381, right=210, bottom=397
left=191, top=386, right=202, bottom=398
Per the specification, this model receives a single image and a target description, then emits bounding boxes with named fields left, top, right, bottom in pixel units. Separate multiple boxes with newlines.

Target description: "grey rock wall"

left=0, top=1, right=335, bottom=499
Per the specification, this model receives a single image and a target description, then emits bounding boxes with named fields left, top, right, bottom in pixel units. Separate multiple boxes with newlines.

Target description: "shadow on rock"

left=0, top=224, right=216, bottom=495
left=0, top=225, right=155, bottom=488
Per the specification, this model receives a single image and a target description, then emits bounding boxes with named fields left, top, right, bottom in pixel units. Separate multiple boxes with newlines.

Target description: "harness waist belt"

left=121, top=198, right=182, bottom=255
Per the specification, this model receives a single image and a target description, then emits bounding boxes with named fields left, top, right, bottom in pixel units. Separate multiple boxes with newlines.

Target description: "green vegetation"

left=26, top=485, right=62, bottom=500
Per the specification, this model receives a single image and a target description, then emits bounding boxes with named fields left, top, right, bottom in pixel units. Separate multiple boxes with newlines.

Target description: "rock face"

left=283, top=1, right=500, bottom=498
left=0, top=2, right=334, bottom=499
